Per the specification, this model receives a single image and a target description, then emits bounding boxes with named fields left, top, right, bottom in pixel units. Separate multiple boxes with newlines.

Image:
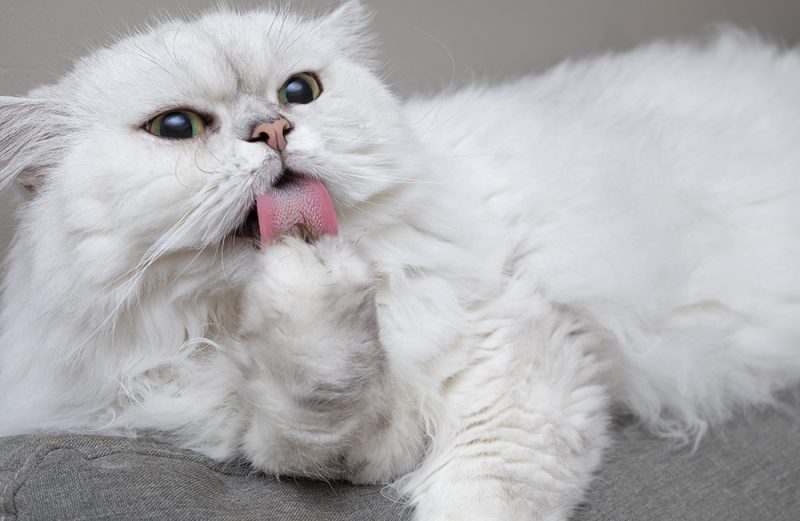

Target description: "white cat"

left=1, top=2, right=799, bottom=519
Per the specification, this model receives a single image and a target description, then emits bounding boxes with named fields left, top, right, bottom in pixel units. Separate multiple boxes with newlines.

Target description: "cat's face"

left=0, top=1, right=413, bottom=292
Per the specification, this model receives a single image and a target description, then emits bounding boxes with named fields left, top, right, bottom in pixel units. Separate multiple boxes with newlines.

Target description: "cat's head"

left=0, top=1, right=417, bottom=295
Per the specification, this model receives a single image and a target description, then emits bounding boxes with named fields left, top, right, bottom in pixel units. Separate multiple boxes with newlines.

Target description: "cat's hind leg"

left=614, top=298, right=800, bottom=441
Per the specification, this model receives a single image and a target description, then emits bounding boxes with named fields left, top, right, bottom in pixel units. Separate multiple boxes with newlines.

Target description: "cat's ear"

left=0, top=96, right=71, bottom=194
left=317, top=0, right=378, bottom=66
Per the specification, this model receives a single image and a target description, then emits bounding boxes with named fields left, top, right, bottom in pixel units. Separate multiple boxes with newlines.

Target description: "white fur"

left=1, top=2, right=799, bottom=519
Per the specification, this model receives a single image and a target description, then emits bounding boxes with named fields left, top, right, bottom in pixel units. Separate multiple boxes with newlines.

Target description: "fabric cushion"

left=1, top=397, right=798, bottom=521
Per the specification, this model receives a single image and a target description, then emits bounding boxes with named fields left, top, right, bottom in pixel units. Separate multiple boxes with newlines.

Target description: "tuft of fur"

left=0, top=3, right=799, bottom=519
left=0, top=97, right=74, bottom=193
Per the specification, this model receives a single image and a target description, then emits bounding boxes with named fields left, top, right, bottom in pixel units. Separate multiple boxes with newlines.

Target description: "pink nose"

left=250, top=118, right=292, bottom=152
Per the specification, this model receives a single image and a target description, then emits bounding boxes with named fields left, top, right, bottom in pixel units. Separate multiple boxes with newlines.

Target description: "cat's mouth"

left=229, top=170, right=338, bottom=247
left=231, top=203, right=262, bottom=245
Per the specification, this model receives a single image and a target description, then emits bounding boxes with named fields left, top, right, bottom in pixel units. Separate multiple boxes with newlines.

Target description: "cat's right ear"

left=317, top=0, right=378, bottom=66
left=0, top=96, right=72, bottom=194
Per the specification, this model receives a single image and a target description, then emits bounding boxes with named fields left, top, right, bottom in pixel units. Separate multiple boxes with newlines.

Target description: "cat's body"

left=1, top=3, right=799, bottom=519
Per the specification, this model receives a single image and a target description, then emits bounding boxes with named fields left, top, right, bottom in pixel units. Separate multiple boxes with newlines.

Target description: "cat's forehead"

left=53, top=9, right=339, bottom=111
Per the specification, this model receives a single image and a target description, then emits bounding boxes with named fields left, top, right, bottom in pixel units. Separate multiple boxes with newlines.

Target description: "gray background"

left=2, top=0, right=800, bottom=253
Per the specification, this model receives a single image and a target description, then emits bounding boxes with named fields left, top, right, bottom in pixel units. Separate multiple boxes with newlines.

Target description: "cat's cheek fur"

left=231, top=237, right=425, bottom=480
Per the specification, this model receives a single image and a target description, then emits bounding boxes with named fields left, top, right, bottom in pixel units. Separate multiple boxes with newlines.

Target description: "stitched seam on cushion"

left=80, top=443, right=252, bottom=476
left=4, top=441, right=255, bottom=520
left=0, top=449, right=42, bottom=521
left=82, top=450, right=251, bottom=476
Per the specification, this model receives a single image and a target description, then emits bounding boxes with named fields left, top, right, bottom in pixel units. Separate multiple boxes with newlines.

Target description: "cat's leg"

left=402, top=299, right=611, bottom=521
left=230, top=236, right=424, bottom=481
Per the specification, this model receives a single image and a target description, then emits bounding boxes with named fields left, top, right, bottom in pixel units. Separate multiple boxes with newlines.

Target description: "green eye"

left=279, top=73, right=322, bottom=104
left=147, top=110, right=206, bottom=139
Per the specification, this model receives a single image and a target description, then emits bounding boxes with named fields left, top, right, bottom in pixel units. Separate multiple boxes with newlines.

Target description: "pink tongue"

left=255, top=176, right=338, bottom=246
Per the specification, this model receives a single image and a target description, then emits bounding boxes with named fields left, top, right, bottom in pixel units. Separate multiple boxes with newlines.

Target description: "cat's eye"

left=278, top=73, right=322, bottom=105
left=146, top=110, right=206, bottom=139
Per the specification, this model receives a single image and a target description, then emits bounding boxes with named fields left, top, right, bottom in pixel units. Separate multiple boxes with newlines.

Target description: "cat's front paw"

left=236, top=234, right=383, bottom=386
left=232, top=236, right=390, bottom=478
left=238, top=235, right=375, bottom=338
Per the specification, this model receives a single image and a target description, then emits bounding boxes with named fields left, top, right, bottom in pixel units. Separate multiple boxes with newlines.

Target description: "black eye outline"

left=278, top=72, right=323, bottom=105
left=144, top=109, right=211, bottom=140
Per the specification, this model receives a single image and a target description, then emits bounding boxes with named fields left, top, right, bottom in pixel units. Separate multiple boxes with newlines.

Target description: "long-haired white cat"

left=1, top=2, right=798, bottom=519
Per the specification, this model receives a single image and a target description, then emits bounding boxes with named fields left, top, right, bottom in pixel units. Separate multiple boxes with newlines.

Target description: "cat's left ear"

left=317, top=0, right=378, bottom=66
left=0, top=96, right=72, bottom=194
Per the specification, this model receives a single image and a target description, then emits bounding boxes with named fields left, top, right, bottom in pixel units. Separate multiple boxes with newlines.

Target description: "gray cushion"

left=1, top=399, right=798, bottom=521
left=572, top=403, right=800, bottom=521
